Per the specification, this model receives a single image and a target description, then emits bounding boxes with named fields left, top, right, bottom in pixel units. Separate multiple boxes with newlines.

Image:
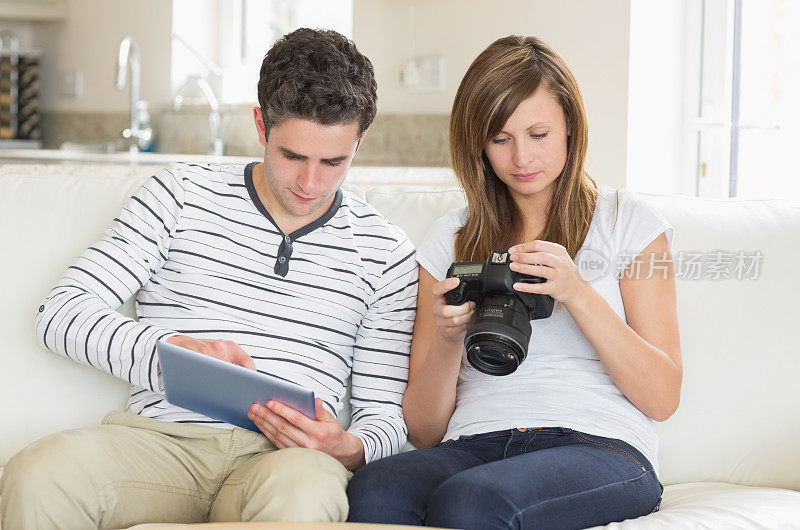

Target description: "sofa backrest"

left=637, top=193, right=800, bottom=491
left=1, top=169, right=798, bottom=492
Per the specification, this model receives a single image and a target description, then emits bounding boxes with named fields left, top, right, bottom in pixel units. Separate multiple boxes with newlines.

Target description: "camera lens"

left=466, top=338, right=525, bottom=376
left=464, top=295, right=531, bottom=376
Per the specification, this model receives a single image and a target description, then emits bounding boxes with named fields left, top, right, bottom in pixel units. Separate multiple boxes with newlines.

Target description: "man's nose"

left=297, top=163, right=320, bottom=194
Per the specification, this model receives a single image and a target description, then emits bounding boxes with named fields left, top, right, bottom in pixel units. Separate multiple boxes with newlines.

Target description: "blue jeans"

left=347, top=427, right=662, bottom=529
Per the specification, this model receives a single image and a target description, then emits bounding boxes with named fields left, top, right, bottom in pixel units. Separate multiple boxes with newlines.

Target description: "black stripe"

left=352, top=370, right=407, bottom=384
left=130, top=196, right=166, bottom=230
left=377, top=279, right=419, bottom=301
left=359, top=324, right=414, bottom=336
left=168, top=249, right=367, bottom=308
left=175, top=328, right=348, bottom=364
left=105, top=321, right=129, bottom=376
left=353, top=344, right=410, bottom=357
left=113, top=218, right=168, bottom=262
left=356, top=423, right=393, bottom=450
left=137, top=301, right=189, bottom=309
left=62, top=312, right=82, bottom=358
left=153, top=173, right=183, bottom=208
left=87, top=247, right=144, bottom=288
left=52, top=284, right=90, bottom=295
left=160, top=277, right=356, bottom=338
left=353, top=232, right=397, bottom=242
left=150, top=279, right=357, bottom=340
left=185, top=201, right=279, bottom=235
left=384, top=249, right=416, bottom=275
left=128, top=326, right=152, bottom=382
left=139, top=396, right=166, bottom=412
left=67, top=266, right=125, bottom=305
left=42, top=292, right=87, bottom=350
left=348, top=397, right=398, bottom=406
left=168, top=236, right=371, bottom=295
left=190, top=179, right=250, bottom=202
left=351, top=383, right=404, bottom=396
left=254, top=356, right=342, bottom=380
left=83, top=313, right=112, bottom=365
left=296, top=239, right=358, bottom=254
left=346, top=207, right=380, bottom=219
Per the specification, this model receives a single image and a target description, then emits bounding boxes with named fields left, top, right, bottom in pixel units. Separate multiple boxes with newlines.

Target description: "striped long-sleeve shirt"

left=35, top=162, right=418, bottom=463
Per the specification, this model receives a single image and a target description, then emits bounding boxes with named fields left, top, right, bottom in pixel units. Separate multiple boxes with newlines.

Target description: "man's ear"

left=253, top=107, right=268, bottom=147
left=355, top=127, right=369, bottom=153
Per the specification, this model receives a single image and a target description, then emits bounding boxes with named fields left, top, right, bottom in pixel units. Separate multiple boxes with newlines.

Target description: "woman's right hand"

left=431, top=276, right=477, bottom=343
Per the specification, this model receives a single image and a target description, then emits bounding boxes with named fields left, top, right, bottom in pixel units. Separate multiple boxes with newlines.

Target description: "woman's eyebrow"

left=496, top=121, right=552, bottom=135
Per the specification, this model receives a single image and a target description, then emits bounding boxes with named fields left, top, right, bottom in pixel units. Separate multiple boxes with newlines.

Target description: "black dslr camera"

left=444, top=249, right=554, bottom=376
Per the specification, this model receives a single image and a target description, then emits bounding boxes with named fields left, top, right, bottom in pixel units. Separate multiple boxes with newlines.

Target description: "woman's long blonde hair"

left=451, top=35, right=598, bottom=261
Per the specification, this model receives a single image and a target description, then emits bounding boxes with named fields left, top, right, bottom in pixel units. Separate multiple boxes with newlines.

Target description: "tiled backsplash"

left=41, top=106, right=450, bottom=167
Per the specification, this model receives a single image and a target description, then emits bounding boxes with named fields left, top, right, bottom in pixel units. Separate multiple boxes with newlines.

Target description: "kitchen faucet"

left=173, top=76, right=223, bottom=156
left=115, top=36, right=152, bottom=152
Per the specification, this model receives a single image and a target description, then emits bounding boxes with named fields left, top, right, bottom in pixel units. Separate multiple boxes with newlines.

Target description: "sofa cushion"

left=0, top=173, right=143, bottom=466
left=3, top=168, right=800, bottom=498
left=3, top=480, right=798, bottom=529
left=588, top=482, right=800, bottom=529
left=640, top=195, right=800, bottom=491
left=364, top=186, right=466, bottom=247
left=122, top=483, right=800, bottom=529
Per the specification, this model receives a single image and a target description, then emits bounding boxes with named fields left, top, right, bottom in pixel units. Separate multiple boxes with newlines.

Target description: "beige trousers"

left=0, top=411, right=352, bottom=529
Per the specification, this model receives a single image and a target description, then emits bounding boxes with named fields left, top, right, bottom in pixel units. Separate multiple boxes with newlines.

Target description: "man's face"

left=253, top=108, right=362, bottom=224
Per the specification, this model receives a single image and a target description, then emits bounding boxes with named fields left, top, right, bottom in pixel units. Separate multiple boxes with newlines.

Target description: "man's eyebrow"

left=277, top=146, right=350, bottom=163
left=322, top=155, right=349, bottom=163
left=277, top=146, right=307, bottom=159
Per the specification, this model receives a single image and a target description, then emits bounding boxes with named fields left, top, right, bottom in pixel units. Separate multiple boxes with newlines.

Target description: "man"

left=0, top=28, right=417, bottom=528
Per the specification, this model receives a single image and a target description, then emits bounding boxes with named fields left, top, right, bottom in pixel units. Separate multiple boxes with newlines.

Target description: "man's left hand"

left=248, top=398, right=366, bottom=471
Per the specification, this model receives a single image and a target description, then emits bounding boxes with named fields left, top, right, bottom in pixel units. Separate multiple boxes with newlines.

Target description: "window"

left=628, top=0, right=800, bottom=199
left=171, top=0, right=352, bottom=105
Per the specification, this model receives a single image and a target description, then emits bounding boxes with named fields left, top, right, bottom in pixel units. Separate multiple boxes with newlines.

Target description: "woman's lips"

left=291, top=191, right=316, bottom=202
left=512, top=171, right=541, bottom=182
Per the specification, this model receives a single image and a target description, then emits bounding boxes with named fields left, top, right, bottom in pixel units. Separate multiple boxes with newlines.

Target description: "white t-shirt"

left=416, top=185, right=673, bottom=473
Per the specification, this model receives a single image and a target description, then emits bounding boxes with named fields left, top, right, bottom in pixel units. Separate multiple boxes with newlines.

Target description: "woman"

left=347, top=35, right=681, bottom=529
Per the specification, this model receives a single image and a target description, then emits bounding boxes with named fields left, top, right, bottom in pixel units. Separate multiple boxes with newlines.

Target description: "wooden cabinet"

left=0, top=0, right=66, bottom=21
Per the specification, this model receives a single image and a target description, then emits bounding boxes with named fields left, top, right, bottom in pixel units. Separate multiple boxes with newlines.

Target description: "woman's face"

left=483, top=86, right=569, bottom=205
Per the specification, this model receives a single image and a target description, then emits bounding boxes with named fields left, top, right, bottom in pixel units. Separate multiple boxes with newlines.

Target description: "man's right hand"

left=166, top=335, right=257, bottom=370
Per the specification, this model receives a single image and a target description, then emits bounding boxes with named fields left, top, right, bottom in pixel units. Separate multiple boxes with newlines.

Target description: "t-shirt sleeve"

left=348, top=233, right=418, bottom=463
left=613, top=191, right=674, bottom=278
left=34, top=164, right=185, bottom=392
left=416, top=208, right=465, bottom=281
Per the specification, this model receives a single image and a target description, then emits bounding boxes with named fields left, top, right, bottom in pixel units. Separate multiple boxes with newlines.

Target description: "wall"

left=627, top=0, right=700, bottom=195
left=31, top=0, right=172, bottom=112
left=18, top=0, right=634, bottom=182
left=353, top=0, right=632, bottom=187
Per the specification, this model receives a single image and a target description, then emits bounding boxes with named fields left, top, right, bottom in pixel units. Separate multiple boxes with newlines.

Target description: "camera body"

left=444, top=249, right=554, bottom=375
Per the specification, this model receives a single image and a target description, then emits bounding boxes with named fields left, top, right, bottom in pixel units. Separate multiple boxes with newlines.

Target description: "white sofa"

left=1, top=164, right=799, bottom=529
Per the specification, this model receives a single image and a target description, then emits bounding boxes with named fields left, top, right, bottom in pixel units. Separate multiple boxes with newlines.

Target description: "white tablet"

left=156, top=340, right=316, bottom=432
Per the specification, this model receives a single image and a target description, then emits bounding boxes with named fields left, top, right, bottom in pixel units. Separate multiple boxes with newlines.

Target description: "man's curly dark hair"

left=258, top=28, right=377, bottom=138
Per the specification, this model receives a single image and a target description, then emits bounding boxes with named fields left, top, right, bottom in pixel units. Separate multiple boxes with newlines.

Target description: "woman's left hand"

left=508, top=240, right=588, bottom=306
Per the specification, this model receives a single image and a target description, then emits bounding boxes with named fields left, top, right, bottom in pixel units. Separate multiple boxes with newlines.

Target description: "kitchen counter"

left=0, top=148, right=255, bottom=166
left=0, top=152, right=458, bottom=187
